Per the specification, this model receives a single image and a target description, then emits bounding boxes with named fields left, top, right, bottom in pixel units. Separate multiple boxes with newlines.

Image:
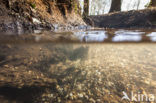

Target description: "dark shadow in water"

left=29, top=44, right=89, bottom=76
left=0, top=86, right=43, bottom=103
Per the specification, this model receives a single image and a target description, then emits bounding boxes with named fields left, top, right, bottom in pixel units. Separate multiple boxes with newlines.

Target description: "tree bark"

left=109, top=0, right=121, bottom=13
left=150, top=0, right=156, bottom=6
left=83, top=0, right=89, bottom=16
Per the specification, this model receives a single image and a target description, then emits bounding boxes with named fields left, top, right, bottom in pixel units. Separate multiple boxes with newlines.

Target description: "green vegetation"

left=71, top=0, right=81, bottom=15
left=30, top=2, right=36, bottom=9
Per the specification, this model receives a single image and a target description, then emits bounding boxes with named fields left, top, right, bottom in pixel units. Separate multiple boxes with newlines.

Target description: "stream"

left=0, top=29, right=156, bottom=103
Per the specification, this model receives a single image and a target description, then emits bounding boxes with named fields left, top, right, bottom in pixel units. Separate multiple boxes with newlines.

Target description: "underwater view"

left=0, top=29, right=156, bottom=103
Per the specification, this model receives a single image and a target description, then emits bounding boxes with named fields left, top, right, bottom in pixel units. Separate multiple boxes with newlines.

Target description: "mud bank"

left=88, top=8, right=156, bottom=28
left=0, top=0, right=87, bottom=34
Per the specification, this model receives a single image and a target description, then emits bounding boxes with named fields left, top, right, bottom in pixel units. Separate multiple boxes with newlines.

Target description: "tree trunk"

left=83, top=0, right=89, bottom=16
left=150, top=0, right=156, bottom=6
left=109, top=0, right=121, bottom=13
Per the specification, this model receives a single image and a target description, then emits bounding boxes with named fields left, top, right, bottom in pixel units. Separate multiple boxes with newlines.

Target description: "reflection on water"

left=112, top=34, right=142, bottom=42
left=112, top=30, right=144, bottom=42
left=1, top=29, right=156, bottom=43
left=74, top=29, right=156, bottom=42
left=147, top=32, right=156, bottom=42
left=0, top=43, right=156, bottom=103
left=74, top=31, right=108, bottom=42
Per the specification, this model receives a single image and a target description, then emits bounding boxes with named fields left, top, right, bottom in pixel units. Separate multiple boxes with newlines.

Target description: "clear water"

left=0, top=29, right=156, bottom=103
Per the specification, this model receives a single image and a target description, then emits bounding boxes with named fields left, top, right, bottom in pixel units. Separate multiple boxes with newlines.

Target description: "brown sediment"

left=0, top=43, right=156, bottom=103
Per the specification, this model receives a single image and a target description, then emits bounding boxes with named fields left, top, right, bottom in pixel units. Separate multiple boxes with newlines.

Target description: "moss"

left=74, top=2, right=78, bottom=14
left=30, top=2, right=36, bottom=9
left=71, top=0, right=81, bottom=15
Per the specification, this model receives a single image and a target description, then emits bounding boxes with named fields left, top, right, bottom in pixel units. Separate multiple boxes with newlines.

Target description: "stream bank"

left=88, top=8, right=156, bottom=28
left=1, top=0, right=156, bottom=34
left=0, top=0, right=87, bottom=34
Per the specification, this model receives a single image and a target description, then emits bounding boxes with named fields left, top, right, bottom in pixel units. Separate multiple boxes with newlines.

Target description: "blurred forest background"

left=80, top=0, right=156, bottom=15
